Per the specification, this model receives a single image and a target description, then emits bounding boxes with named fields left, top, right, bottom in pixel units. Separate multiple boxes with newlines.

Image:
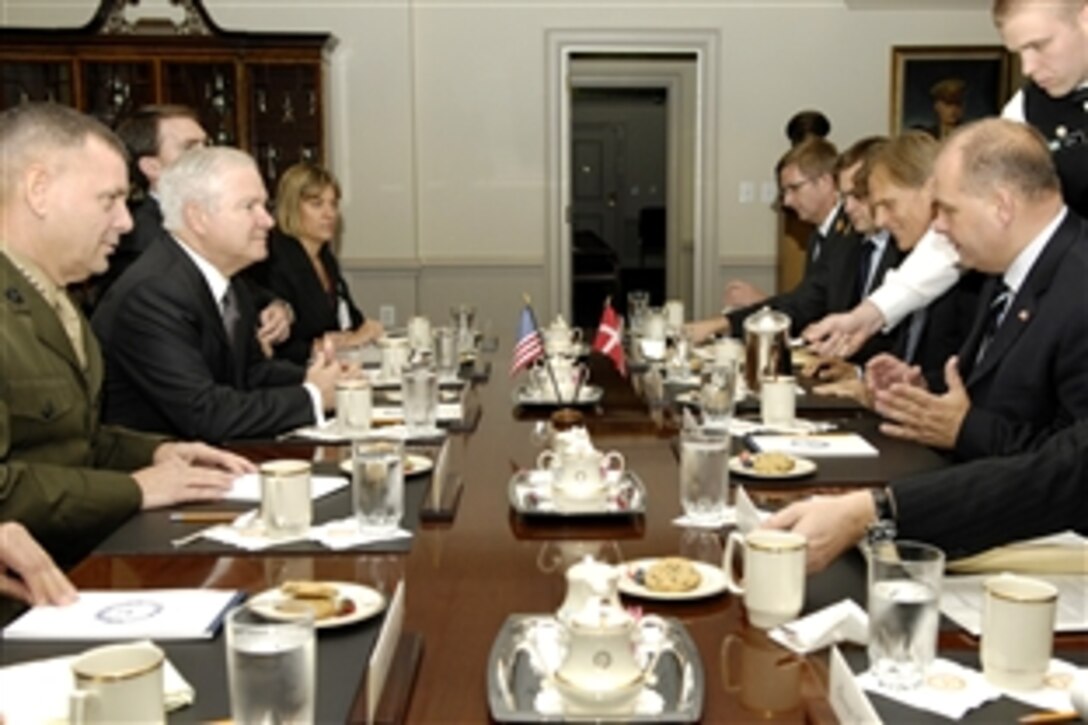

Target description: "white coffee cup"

left=664, top=299, right=685, bottom=331
left=259, top=460, right=312, bottom=537
left=723, top=529, right=806, bottom=629
left=70, top=642, right=165, bottom=724
left=407, top=316, right=432, bottom=351
left=761, top=375, right=796, bottom=426
left=981, top=573, right=1058, bottom=690
left=336, top=379, right=372, bottom=437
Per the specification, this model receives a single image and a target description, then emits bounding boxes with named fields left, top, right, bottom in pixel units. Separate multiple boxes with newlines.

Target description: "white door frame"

left=545, top=29, right=720, bottom=320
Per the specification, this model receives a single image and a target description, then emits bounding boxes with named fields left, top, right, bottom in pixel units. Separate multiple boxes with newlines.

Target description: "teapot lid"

left=744, top=306, right=790, bottom=333
left=551, top=314, right=570, bottom=329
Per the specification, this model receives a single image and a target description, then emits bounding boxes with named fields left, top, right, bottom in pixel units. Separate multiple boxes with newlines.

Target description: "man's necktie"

left=856, top=238, right=876, bottom=303
left=975, top=282, right=1012, bottom=366
left=221, top=285, right=240, bottom=348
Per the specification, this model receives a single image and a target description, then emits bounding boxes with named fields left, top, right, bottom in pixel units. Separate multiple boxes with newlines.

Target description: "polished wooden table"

left=11, top=348, right=1078, bottom=723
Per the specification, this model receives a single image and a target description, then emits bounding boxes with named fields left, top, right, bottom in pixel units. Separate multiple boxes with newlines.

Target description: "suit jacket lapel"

left=162, top=238, right=246, bottom=387
left=965, top=214, right=1079, bottom=387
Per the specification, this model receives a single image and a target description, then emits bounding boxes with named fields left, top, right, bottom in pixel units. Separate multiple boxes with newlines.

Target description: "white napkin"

left=199, top=510, right=308, bottom=552
left=639, top=339, right=666, bottom=361
left=671, top=512, right=736, bottom=530
left=769, top=600, right=869, bottom=654
left=734, top=485, right=769, bottom=534
left=0, top=646, right=193, bottom=724
left=197, top=511, right=412, bottom=552
left=309, top=517, right=413, bottom=551
left=857, top=658, right=1000, bottom=720
left=1000, top=659, right=1087, bottom=713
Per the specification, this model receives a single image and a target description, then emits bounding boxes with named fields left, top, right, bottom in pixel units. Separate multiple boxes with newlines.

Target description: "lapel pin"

left=1018, top=309, right=1030, bottom=322
left=1055, top=125, right=1068, bottom=139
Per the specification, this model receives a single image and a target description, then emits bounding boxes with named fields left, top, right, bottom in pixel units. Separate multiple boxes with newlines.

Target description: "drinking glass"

left=401, top=365, right=438, bottom=434
left=678, top=427, right=730, bottom=524
left=226, top=605, right=315, bottom=724
left=867, top=540, right=945, bottom=690
left=699, top=361, right=737, bottom=430
left=259, top=460, right=312, bottom=537
left=350, top=438, right=405, bottom=533
left=433, top=326, right=459, bottom=379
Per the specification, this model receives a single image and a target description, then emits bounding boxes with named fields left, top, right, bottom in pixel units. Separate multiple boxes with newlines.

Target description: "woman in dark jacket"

left=254, top=163, right=383, bottom=364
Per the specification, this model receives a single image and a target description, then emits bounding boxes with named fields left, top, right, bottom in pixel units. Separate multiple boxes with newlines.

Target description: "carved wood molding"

left=96, top=0, right=219, bottom=36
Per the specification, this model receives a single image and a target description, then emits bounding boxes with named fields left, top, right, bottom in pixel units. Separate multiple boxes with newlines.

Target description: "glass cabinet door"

left=162, top=61, right=237, bottom=146
left=1, top=60, right=74, bottom=110
left=82, top=61, right=155, bottom=127
left=247, top=62, right=323, bottom=192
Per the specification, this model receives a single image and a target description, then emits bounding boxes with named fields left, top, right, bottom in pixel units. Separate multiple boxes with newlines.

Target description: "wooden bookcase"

left=0, top=0, right=335, bottom=193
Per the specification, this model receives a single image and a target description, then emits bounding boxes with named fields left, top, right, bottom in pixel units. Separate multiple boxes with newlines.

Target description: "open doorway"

left=569, top=85, right=668, bottom=328
left=546, top=31, right=719, bottom=325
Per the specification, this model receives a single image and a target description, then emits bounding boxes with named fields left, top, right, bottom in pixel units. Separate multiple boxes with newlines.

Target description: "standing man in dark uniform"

left=996, top=0, right=1088, bottom=219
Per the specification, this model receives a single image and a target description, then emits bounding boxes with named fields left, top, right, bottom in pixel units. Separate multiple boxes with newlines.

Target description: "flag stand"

left=522, top=294, right=564, bottom=403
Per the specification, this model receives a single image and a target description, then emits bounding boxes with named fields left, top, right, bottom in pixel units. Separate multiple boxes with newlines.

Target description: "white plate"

left=339, top=453, right=433, bottom=477
left=728, top=454, right=817, bottom=480
left=617, top=558, right=728, bottom=601
left=248, top=581, right=386, bottom=629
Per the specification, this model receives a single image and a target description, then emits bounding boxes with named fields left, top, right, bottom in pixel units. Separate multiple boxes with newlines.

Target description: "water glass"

left=867, top=540, right=945, bottom=690
left=433, top=326, right=459, bottom=378
left=226, top=605, right=315, bottom=725
left=678, top=427, right=730, bottom=524
left=351, top=438, right=405, bottom=532
left=699, top=362, right=737, bottom=430
left=401, top=365, right=438, bottom=433
left=336, top=379, right=372, bottom=437
left=259, top=460, right=312, bottom=538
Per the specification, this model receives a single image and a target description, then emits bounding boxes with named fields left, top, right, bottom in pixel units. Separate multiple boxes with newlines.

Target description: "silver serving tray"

left=513, top=385, right=604, bottom=408
left=487, top=614, right=704, bottom=723
left=508, top=470, right=647, bottom=517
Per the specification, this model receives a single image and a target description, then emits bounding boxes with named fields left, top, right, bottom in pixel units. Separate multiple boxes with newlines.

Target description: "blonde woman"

left=255, top=163, right=383, bottom=364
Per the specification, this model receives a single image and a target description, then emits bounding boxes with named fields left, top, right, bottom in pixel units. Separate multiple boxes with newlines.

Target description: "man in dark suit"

left=84, top=105, right=292, bottom=358
left=687, top=137, right=862, bottom=342
left=0, top=103, right=245, bottom=566
left=873, top=118, right=1088, bottom=460
left=92, top=146, right=345, bottom=443
left=766, top=417, right=1088, bottom=571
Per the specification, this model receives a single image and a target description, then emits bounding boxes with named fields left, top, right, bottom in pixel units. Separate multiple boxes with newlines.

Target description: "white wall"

left=2, top=0, right=998, bottom=326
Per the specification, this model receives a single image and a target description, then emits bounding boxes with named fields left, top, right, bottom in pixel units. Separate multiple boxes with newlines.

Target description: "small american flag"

left=510, top=305, right=544, bottom=375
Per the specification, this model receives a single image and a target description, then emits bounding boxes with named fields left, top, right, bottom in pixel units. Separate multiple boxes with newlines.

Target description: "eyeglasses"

left=780, top=178, right=815, bottom=195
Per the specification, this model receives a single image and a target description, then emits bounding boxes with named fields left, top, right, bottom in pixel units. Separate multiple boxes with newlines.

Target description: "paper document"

left=748, top=433, right=879, bottom=458
left=2, top=589, right=242, bottom=641
left=226, top=473, right=347, bottom=503
left=941, top=574, right=1088, bottom=636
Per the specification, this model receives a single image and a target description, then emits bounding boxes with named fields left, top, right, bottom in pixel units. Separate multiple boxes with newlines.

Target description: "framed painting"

left=890, top=46, right=1014, bottom=138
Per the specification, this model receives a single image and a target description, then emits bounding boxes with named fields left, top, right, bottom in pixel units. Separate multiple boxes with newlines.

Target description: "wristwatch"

left=866, top=486, right=898, bottom=544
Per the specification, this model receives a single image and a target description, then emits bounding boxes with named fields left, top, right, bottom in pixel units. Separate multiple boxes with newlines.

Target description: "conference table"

left=3, top=346, right=1083, bottom=723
